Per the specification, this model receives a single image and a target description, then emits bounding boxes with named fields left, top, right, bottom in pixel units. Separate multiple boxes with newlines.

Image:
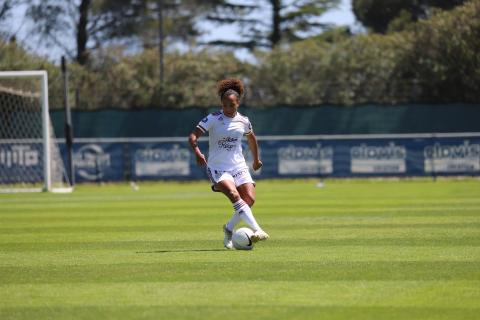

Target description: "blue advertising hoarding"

left=3, top=134, right=478, bottom=184
left=71, top=142, right=124, bottom=182
left=129, top=141, right=207, bottom=180
left=0, top=141, right=44, bottom=184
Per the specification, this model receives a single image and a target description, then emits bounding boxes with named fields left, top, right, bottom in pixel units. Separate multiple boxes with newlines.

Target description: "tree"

left=123, top=0, right=217, bottom=84
left=352, top=0, right=467, bottom=33
left=206, top=0, right=339, bottom=49
left=23, top=0, right=214, bottom=66
left=0, top=1, right=14, bottom=22
left=0, top=0, right=23, bottom=41
left=24, top=0, right=147, bottom=65
left=251, top=0, right=480, bottom=106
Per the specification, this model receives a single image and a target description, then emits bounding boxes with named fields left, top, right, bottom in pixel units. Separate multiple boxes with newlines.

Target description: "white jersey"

left=197, top=110, right=253, bottom=170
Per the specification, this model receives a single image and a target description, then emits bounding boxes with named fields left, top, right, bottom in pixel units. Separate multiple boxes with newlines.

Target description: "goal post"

left=0, top=70, right=73, bottom=193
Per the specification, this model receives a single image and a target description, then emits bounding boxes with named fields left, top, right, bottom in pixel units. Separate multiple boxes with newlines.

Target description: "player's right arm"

left=189, top=127, right=207, bottom=166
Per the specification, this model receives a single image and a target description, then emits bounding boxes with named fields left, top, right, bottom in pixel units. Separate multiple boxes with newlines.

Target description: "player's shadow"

left=137, top=249, right=226, bottom=254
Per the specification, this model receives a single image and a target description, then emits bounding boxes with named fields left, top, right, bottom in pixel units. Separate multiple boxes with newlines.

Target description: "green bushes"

left=68, top=49, right=251, bottom=109
left=252, top=0, right=480, bottom=106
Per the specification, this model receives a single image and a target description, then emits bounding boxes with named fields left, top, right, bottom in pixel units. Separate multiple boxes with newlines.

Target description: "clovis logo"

left=424, top=141, right=480, bottom=159
left=350, top=142, right=407, bottom=174
left=351, top=142, right=406, bottom=160
left=277, top=143, right=333, bottom=175
left=424, top=140, right=480, bottom=173
left=74, top=144, right=111, bottom=180
left=134, top=144, right=190, bottom=177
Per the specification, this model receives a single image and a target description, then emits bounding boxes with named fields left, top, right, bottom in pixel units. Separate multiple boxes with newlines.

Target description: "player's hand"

left=253, top=159, right=263, bottom=171
left=195, top=152, right=207, bottom=166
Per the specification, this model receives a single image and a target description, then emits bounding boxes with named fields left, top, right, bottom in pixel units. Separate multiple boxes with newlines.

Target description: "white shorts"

left=207, top=166, right=255, bottom=187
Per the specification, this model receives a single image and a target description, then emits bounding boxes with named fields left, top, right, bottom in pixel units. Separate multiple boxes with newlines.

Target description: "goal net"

left=0, top=71, right=72, bottom=193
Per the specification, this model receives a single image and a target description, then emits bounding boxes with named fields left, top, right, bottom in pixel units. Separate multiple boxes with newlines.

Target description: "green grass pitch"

left=1, top=178, right=480, bottom=319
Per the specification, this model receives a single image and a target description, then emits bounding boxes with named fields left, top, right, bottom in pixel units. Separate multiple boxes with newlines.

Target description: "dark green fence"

left=50, top=104, right=480, bottom=138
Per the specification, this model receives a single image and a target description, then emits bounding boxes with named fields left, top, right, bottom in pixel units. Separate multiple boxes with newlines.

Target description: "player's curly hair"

left=217, top=78, right=245, bottom=100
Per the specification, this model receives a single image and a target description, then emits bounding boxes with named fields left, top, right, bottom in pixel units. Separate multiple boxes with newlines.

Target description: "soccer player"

left=188, top=78, right=269, bottom=249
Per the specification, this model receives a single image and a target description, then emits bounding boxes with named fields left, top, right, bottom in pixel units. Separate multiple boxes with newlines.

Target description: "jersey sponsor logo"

left=218, top=137, right=238, bottom=151
left=201, top=117, right=208, bottom=123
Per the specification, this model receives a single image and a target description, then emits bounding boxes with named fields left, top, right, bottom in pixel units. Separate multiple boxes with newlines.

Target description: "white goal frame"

left=0, top=70, right=72, bottom=193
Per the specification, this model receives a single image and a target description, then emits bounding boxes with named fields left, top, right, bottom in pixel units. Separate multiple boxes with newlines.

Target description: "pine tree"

left=23, top=0, right=215, bottom=65
left=207, top=0, right=339, bottom=49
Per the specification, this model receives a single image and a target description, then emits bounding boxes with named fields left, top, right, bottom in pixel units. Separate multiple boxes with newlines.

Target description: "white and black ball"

left=232, top=227, right=254, bottom=250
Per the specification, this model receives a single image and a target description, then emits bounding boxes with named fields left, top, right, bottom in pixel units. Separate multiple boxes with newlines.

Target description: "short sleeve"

left=244, top=118, right=253, bottom=136
left=197, top=114, right=214, bottom=133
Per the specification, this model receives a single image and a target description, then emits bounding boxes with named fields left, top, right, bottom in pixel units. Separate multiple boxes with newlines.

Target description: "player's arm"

left=188, top=127, right=207, bottom=166
left=246, top=131, right=262, bottom=171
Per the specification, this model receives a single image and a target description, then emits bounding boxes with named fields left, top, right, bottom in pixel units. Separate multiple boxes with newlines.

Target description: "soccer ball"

left=232, top=227, right=254, bottom=250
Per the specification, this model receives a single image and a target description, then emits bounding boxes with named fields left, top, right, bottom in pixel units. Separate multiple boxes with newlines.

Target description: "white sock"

left=232, top=199, right=261, bottom=231
left=226, top=212, right=241, bottom=231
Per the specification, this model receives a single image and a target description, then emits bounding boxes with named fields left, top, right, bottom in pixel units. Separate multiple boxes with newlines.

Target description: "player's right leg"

left=222, top=224, right=233, bottom=249
left=215, top=179, right=242, bottom=249
left=207, top=167, right=238, bottom=249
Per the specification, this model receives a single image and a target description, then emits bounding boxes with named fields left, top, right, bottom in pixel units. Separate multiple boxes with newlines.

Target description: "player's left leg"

left=235, top=183, right=269, bottom=242
left=215, top=179, right=257, bottom=232
left=233, top=168, right=269, bottom=242
left=227, top=182, right=256, bottom=232
left=237, top=182, right=256, bottom=207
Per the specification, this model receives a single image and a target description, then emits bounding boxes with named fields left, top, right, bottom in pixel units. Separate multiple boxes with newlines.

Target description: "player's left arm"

left=246, top=131, right=263, bottom=171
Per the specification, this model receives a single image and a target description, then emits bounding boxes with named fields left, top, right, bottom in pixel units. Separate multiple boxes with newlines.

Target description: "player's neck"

left=222, top=109, right=237, bottom=118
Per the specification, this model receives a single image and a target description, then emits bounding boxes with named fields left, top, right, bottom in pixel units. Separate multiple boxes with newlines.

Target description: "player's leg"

left=232, top=168, right=269, bottom=242
left=215, top=179, right=262, bottom=230
left=215, top=179, right=243, bottom=249
left=237, top=182, right=256, bottom=207
left=207, top=167, right=236, bottom=249
left=236, top=183, right=269, bottom=242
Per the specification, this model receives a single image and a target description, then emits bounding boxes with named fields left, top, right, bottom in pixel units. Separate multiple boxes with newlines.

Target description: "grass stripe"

left=1, top=237, right=480, bottom=252
left=1, top=281, right=479, bottom=308
left=1, top=306, right=480, bottom=320
left=1, top=261, right=479, bottom=284
left=1, top=246, right=479, bottom=267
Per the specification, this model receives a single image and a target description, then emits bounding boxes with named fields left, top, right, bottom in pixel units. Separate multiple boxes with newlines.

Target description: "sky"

left=198, top=0, right=358, bottom=61
left=7, top=0, right=358, bottom=63
left=230, top=0, right=359, bottom=61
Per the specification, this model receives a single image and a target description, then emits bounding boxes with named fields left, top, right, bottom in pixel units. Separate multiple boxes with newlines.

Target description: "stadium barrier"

left=2, top=133, right=479, bottom=184
left=62, top=133, right=480, bottom=182
left=50, top=104, right=480, bottom=138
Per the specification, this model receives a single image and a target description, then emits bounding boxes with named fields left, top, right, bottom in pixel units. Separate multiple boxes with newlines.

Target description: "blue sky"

left=198, top=0, right=358, bottom=61
left=8, top=0, right=358, bottom=63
